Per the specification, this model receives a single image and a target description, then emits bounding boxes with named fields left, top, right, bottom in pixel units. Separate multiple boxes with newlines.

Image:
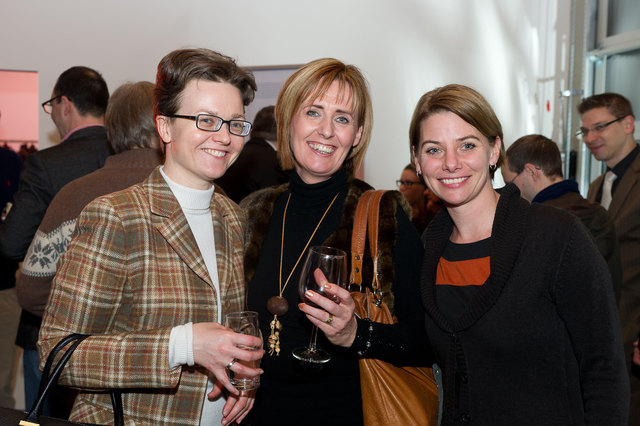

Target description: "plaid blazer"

left=38, top=167, right=246, bottom=425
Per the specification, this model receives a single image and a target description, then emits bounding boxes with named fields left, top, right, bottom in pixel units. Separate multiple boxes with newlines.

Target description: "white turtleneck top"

left=160, top=167, right=224, bottom=425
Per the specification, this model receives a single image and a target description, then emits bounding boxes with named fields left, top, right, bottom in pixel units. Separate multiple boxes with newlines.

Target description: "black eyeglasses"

left=396, top=179, right=423, bottom=188
left=167, top=114, right=252, bottom=137
left=576, top=117, right=624, bottom=138
left=41, top=95, right=62, bottom=114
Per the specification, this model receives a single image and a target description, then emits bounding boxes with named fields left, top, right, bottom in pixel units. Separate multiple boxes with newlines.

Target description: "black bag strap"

left=26, top=334, right=124, bottom=426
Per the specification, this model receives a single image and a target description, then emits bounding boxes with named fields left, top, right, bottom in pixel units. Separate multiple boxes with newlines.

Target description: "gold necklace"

left=266, top=191, right=340, bottom=356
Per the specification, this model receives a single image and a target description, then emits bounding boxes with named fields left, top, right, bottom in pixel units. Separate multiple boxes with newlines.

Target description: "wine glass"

left=292, top=246, right=348, bottom=364
left=224, top=311, right=262, bottom=390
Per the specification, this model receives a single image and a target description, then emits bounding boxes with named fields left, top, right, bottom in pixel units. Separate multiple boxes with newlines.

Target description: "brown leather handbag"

left=350, top=190, right=439, bottom=426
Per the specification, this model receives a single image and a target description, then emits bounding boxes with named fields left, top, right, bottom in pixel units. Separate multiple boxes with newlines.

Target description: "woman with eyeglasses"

left=240, top=58, right=433, bottom=425
left=39, top=48, right=264, bottom=425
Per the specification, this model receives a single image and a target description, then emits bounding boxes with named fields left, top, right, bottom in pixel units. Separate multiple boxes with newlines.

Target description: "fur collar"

left=241, top=179, right=411, bottom=313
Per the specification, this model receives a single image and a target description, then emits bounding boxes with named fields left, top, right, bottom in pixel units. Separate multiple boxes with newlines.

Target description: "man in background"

left=0, top=66, right=111, bottom=415
left=577, top=93, right=640, bottom=425
left=502, top=134, right=622, bottom=303
left=16, top=80, right=163, bottom=350
left=216, top=105, right=288, bottom=203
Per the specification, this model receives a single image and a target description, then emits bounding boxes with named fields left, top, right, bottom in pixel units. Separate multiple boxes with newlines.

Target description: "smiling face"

left=290, top=80, right=363, bottom=184
left=157, top=79, right=246, bottom=189
left=580, top=107, right=635, bottom=168
left=414, top=111, right=500, bottom=209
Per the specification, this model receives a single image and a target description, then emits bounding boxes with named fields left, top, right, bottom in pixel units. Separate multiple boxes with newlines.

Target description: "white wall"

left=0, top=0, right=569, bottom=189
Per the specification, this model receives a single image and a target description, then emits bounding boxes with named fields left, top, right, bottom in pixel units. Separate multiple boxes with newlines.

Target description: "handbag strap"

left=350, top=190, right=374, bottom=290
left=26, top=334, right=124, bottom=426
left=349, top=189, right=388, bottom=302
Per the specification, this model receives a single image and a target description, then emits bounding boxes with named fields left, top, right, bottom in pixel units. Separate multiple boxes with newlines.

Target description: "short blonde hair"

left=276, top=58, right=373, bottom=177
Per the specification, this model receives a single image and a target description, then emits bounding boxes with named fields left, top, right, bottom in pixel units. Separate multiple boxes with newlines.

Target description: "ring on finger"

left=226, top=358, right=237, bottom=369
left=326, top=313, right=334, bottom=325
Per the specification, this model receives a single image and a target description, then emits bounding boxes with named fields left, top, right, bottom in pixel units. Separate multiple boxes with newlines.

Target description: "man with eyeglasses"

left=578, top=92, right=640, bottom=426
left=0, top=65, right=110, bottom=418
left=502, top=134, right=622, bottom=304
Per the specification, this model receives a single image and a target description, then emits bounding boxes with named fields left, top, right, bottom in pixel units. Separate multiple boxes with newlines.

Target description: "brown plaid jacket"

left=38, top=167, right=246, bottom=425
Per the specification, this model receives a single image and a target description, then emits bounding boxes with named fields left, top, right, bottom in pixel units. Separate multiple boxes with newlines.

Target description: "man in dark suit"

left=216, top=105, right=288, bottom=203
left=0, top=66, right=111, bottom=416
left=503, top=133, right=622, bottom=304
left=578, top=92, right=640, bottom=426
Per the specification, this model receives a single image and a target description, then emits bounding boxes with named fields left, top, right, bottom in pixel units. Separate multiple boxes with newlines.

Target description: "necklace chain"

left=278, top=192, right=340, bottom=297
left=266, top=191, right=340, bottom=356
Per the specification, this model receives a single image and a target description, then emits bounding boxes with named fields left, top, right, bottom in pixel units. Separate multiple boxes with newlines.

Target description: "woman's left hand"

left=208, top=381, right=256, bottom=425
left=298, top=268, right=358, bottom=347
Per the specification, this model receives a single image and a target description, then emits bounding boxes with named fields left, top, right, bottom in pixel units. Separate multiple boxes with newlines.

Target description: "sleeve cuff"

left=169, top=322, right=194, bottom=369
left=350, top=317, right=374, bottom=356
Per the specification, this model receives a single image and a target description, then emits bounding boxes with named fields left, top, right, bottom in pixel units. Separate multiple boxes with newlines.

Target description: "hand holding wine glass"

left=292, top=246, right=348, bottom=364
left=224, top=311, right=263, bottom=391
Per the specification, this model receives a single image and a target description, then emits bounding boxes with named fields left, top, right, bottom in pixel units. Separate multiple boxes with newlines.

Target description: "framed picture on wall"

left=245, top=65, right=300, bottom=125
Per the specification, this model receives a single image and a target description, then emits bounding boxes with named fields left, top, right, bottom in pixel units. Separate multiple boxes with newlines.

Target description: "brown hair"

left=106, top=81, right=159, bottom=154
left=409, top=84, right=504, bottom=178
left=505, top=134, right=563, bottom=179
left=154, top=48, right=256, bottom=119
left=275, top=58, right=373, bottom=177
left=577, top=92, right=635, bottom=119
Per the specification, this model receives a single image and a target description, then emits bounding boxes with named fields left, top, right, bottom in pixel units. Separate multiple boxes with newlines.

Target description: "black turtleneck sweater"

left=247, top=169, right=361, bottom=425
left=245, top=168, right=423, bottom=426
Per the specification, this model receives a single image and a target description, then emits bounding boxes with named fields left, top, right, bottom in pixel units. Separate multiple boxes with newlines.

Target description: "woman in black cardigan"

left=326, top=84, right=630, bottom=425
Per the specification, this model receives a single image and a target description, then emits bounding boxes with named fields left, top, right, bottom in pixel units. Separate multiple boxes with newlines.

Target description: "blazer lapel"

left=147, top=169, right=212, bottom=288
left=608, top=153, right=640, bottom=218
left=211, top=197, right=230, bottom=299
left=587, top=174, right=604, bottom=203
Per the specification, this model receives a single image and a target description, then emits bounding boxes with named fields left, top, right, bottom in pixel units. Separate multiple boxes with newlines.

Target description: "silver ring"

left=226, top=359, right=237, bottom=369
left=326, top=314, right=334, bottom=325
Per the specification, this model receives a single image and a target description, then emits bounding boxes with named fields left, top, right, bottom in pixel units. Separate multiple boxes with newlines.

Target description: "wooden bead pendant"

left=267, top=295, right=289, bottom=316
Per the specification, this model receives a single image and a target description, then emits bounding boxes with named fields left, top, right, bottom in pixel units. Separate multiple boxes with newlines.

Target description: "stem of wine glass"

left=308, top=325, right=320, bottom=352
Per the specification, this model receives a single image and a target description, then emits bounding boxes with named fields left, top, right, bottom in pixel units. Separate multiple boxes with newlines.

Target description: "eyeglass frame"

left=166, top=114, right=252, bottom=137
left=396, top=179, right=424, bottom=188
left=41, top=95, right=63, bottom=114
left=575, top=116, right=625, bottom=138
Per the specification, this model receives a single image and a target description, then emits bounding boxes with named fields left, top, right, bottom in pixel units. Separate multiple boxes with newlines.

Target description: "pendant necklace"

left=266, top=191, right=340, bottom=356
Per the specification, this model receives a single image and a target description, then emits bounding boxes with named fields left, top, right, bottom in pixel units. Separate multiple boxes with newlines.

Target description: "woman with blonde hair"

left=242, top=58, right=424, bottom=425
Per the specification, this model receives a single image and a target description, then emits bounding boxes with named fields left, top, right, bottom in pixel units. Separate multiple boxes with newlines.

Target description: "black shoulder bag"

left=0, top=334, right=124, bottom=426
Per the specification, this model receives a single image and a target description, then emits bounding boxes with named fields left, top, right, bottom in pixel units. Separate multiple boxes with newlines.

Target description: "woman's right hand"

left=298, top=269, right=358, bottom=348
left=192, top=322, right=264, bottom=395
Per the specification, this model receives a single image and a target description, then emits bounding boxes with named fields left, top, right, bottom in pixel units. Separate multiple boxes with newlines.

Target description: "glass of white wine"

left=224, top=311, right=262, bottom=391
